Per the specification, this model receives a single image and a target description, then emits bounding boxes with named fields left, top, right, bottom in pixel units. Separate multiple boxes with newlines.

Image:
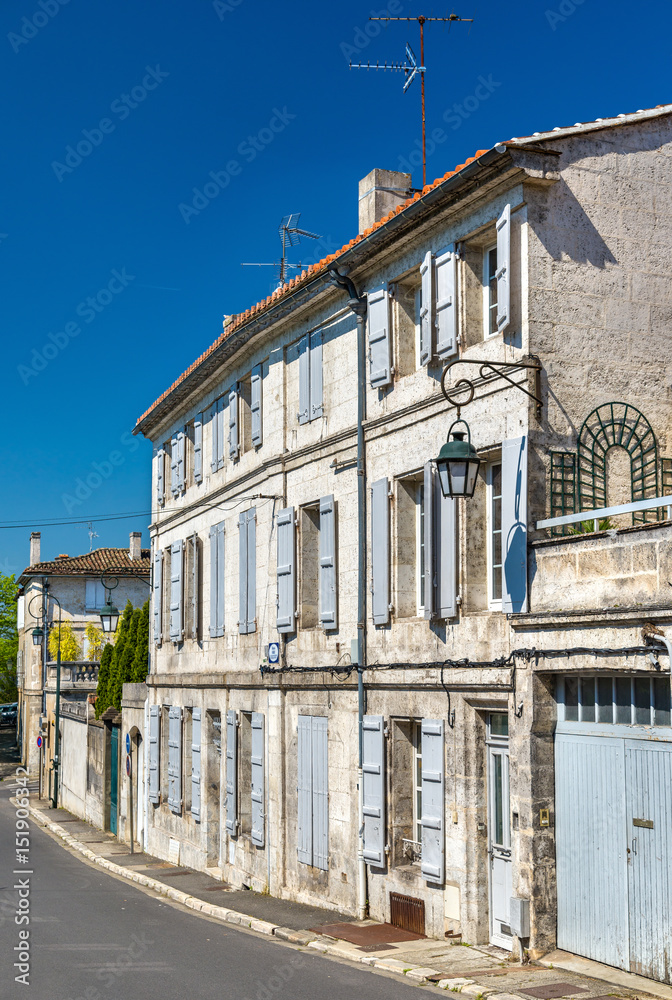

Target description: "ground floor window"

left=558, top=675, right=671, bottom=727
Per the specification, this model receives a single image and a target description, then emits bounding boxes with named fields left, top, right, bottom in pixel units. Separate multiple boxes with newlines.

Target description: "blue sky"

left=1, top=0, right=670, bottom=575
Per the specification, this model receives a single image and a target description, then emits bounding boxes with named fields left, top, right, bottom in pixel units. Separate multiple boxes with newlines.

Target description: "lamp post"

left=29, top=589, right=63, bottom=808
left=98, top=571, right=150, bottom=635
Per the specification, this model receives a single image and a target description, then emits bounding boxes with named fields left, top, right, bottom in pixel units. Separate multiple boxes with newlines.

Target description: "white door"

left=487, top=714, right=512, bottom=948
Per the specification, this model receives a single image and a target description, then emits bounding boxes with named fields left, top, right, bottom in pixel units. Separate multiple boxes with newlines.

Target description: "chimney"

left=30, top=532, right=40, bottom=566
left=129, top=532, right=142, bottom=561
left=358, top=168, right=412, bottom=234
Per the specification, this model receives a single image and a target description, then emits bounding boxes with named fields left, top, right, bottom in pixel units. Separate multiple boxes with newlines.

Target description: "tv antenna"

left=242, top=213, right=322, bottom=287
left=75, top=521, right=99, bottom=551
left=350, top=13, right=474, bottom=188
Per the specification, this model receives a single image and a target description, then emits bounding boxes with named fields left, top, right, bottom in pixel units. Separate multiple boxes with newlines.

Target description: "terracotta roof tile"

left=18, top=547, right=151, bottom=584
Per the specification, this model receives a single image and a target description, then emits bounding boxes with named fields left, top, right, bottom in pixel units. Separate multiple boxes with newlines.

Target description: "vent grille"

left=389, top=891, right=425, bottom=936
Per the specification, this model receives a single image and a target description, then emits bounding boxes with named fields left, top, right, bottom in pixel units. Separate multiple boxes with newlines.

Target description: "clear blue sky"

left=1, top=0, right=670, bottom=576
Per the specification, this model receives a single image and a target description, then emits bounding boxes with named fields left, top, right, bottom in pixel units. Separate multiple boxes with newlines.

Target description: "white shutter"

left=148, top=705, right=160, bottom=803
left=225, top=709, right=238, bottom=835
left=297, top=715, right=312, bottom=863
left=228, top=385, right=240, bottom=460
left=298, top=335, right=310, bottom=424
left=367, top=285, right=392, bottom=388
left=250, top=365, right=263, bottom=447
left=371, top=478, right=390, bottom=625
left=209, top=523, right=225, bottom=638
left=152, top=551, right=162, bottom=645
left=193, top=414, right=203, bottom=483
left=419, top=251, right=434, bottom=366
left=496, top=204, right=511, bottom=332
left=191, top=708, right=201, bottom=821
left=362, top=715, right=385, bottom=866
left=17, top=595, right=25, bottom=632
left=425, top=463, right=456, bottom=620
left=167, top=706, right=182, bottom=814
left=210, top=400, right=219, bottom=472
left=311, top=716, right=328, bottom=871
left=435, top=246, right=457, bottom=360
left=310, top=329, right=323, bottom=420
left=238, top=509, right=256, bottom=634
left=190, top=532, right=199, bottom=640
left=502, top=435, right=528, bottom=613
left=170, top=434, right=179, bottom=496
left=251, top=712, right=265, bottom=847
left=276, top=507, right=295, bottom=633
left=217, top=397, right=225, bottom=468
left=420, top=718, right=444, bottom=884
left=169, top=540, right=184, bottom=642
left=318, top=495, right=337, bottom=629
left=156, top=448, right=165, bottom=506
left=176, top=429, right=186, bottom=491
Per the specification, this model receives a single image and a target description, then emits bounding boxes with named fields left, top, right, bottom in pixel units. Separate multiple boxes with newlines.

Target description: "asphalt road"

left=0, top=747, right=426, bottom=1000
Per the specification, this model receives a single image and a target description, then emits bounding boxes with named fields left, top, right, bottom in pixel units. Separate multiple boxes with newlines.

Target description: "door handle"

left=631, top=837, right=637, bottom=856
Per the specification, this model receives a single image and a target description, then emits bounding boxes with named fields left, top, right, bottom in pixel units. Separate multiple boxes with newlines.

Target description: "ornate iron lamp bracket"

left=440, top=355, right=543, bottom=418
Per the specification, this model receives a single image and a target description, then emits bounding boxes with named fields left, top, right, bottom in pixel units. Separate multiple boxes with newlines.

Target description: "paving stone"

left=406, top=967, right=441, bottom=982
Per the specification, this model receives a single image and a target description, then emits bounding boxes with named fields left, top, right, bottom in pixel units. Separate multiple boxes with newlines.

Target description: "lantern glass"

left=31, top=627, right=43, bottom=646
left=99, top=603, right=120, bottom=634
left=435, top=422, right=481, bottom=499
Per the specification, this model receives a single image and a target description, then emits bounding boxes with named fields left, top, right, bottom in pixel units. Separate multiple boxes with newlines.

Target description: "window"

left=413, top=721, right=422, bottom=844
left=395, top=475, right=424, bottom=618
left=184, top=533, right=201, bottom=641
left=210, top=397, right=225, bottom=473
left=298, top=329, right=323, bottom=423
left=238, top=508, right=256, bottom=634
left=297, top=497, right=338, bottom=631
left=560, top=675, right=671, bottom=727
left=392, top=271, right=422, bottom=377
left=487, top=462, right=503, bottom=607
left=85, top=579, right=106, bottom=610
left=239, top=712, right=253, bottom=836
left=299, top=504, right=320, bottom=629
left=237, top=367, right=263, bottom=453
left=483, top=244, right=498, bottom=337
left=209, top=522, right=225, bottom=638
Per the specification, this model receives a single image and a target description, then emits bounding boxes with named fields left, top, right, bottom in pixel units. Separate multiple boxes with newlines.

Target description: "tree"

left=106, top=600, right=133, bottom=713
left=85, top=622, right=106, bottom=661
left=112, top=607, right=141, bottom=710
left=95, top=643, right=114, bottom=718
left=131, top=600, right=150, bottom=682
left=48, top=619, right=81, bottom=661
left=0, top=573, right=18, bottom=701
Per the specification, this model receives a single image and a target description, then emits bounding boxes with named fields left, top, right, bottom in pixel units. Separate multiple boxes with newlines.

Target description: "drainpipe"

left=328, top=267, right=368, bottom=920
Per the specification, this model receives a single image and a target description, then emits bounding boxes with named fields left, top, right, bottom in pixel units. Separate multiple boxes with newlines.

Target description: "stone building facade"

left=133, top=107, right=672, bottom=982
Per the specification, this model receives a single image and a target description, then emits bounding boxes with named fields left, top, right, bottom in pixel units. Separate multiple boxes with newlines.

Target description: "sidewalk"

left=27, top=798, right=672, bottom=1000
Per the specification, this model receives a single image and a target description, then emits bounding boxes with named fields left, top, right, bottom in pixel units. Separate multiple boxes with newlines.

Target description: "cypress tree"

left=113, top=608, right=141, bottom=709
left=95, top=643, right=114, bottom=719
left=131, top=600, right=150, bottom=683
left=108, top=600, right=133, bottom=712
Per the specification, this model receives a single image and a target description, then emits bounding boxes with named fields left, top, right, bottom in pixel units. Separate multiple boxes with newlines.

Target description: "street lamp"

left=99, top=599, right=120, bottom=634
left=31, top=626, right=44, bottom=646
left=28, top=589, right=63, bottom=809
left=435, top=419, right=481, bottom=499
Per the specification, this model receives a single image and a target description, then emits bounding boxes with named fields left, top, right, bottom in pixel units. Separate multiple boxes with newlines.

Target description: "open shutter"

left=238, top=510, right=256, bottom=634
left=169, top=540, right=183, bottom=642
left=276, top=507, right=295, bottom=633
left=419, top=251, right=434, bottom=366
left=424, top=462, right=435, bottom=619
left=225, top=709, right=238, bottom=835
left=311, top=716, right=328, bottom=871
left=298, top=335, right=310, bottom=424
left=176, top=429, right=186, bottom=491
left=362, top=715, right=385, bottom=866
left=437, top=487, right=457, bottom=619
left=210, top=401, right=219, bottom=473
left=167, top=706, right=182, bottom=814
left=238, top=513, right=248, bottom=634
left=251, top=365, right=263, bottom=447
left=148, top=705, right=160, bottom=803
left=319, top=495, right=337, bottom=629
left=310, top=329, right=323, bottom=419
left=367, top=285, right=392, bottom=388
left=297, top=715, right=312, bottom=863
left=371, top=478, right=390, bottom=625
left=496, top=203, right=510, bottom=332
left=170, top=434, right=179, bottom=495
left=191, top=708, right=201, bottom=821
left=228, top=385, right=240, bottom=460
left=420, top=718, right=444, bottom=884
left=156, top=449, right=165, bottom=506
left=190, top=533, right=199, bottom=639
left=251, top=712, right=265, bottom=847
left=194, top=413, right=203, bottom=483
left=435, top=245, right=457, bottom=360
left=502, top=435, right=528, bottom=613
left=153, top=551, right=162, bottom=644
left=209, top=523, right=225, bottom=638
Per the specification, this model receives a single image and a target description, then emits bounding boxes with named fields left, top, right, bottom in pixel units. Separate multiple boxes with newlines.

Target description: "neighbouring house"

left=132, top=105, right=672, bottom=982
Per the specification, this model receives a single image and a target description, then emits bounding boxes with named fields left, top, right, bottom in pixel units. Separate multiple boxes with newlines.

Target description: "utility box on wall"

left=510, top=897, right=530, bottom=938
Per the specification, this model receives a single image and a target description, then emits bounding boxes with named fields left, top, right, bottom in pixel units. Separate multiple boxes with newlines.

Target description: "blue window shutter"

left=362, top=715, right=385, bottom=866
left=169, top=540, right=183, bottom=642
left=424, top=462, right=435, bottom=620
left=148, top=705, right=160, bottom=804
left=437, top=486, right=457, bottom=620
left=238, top=513, right=247, bottom=634
left=225, top=709, right=238, bottom=835
left=496, top=203, right=511, bottom=332
left=168, top=706, right=182, bottom=814
left=170, top=434, right=179, bottom=495
left=218, top=398, right=226, bottom=469
left=297, top=716, right=312, bottom=864
left=310, top=329, right=323, bottom=419
left=435, top=245, right=457, bottom=360
left=209, top=524, right=225, bottom=638
left=176, top=429, right=186, bottom=491
left=156, top=449, right=165, bottom=506
left=276, top=507, right=295, bottom=633
left=217, top=523, right=225, bottom=635
left=311, top=716, right=328, bottom=871
left=246, top=508, right=256, bottom=634
left=228, top=385, right=240, bottom=460
left=251, top=365, right=263, bottom=447
left=420, top=718, right=444, bottom=884
left=194, top=414, right=203, bottom=483
left=419, top=251, right=434, bottom=366
left=367, top=285, right=392, bottom=388
left=191, top=708, right=201, bottom=821
left=319, top=495, right=337, bottom=629
left=190, top=533, right=199, bottom=640
left=251, top=712, right=265, bottom=847
left=371, top=478, right=390, bottom=625
left=153, top=551, right=162, bottom=645
left=210, top=401, right=219, bottom=473
left=298, top=336, right=310, bottom=424
left=502, top=435, right=528, bottom=613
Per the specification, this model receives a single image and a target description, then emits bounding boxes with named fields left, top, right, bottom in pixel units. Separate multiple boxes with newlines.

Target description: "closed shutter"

left=193, top=414, right=203, bottom=483
left=298, top=335, right=310, bottom=424
left=176, top=429, right=186, bottom=491
left=297, top=715, right=312, bottom=863
left=420, top=718, right=444, bottom=884
left=191, top=708, right=201, bottom=821
left=169, top=540, right=184, bottom=642
left=276, top=507, right=295, bottom=633
left=209, top=523, right=225, bottom=637
left=225, top=709, right=238, bottom=835
left=310, top=329, right=323, bottom=419
left=367, top=285, right=392, bottom=388
left=311, top=716, right=328, bottom=871
left=319, top=495, right=337, bottom=629
left=435, top=245, right=457, bottom=360
left=251, top=712, right=265, bottom=847
left=210, top=400, right=219, bottom=472
left=228, top=385, right=240, bottom=460
left=148, top=705, right=160, bottom=803
left=419, top=251, right=434, bottom=366
left=238, top=509, right=256, bottom=634
left=251, top=365, right=263, bottom=447
left=502, top=435, right=528, bottom=613
left=371, top=478, right=390, bottom=625
left=496, top=204, right=511, bottom=332
left=153, top=550, right=162, bottom=645
left=156, top=449, right=165, bottom=506
left=190, top=533, right=199, bottom=640
left=167, top=706, right=182, bottom=814
left=362, top=715, right=385, bottom=866
left=170, top=434, right=179, bottom=495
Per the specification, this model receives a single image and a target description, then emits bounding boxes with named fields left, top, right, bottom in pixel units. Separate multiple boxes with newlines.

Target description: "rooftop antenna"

left=242, top=213, right=322, bottom=287
left=350, top=13, right=474, bottom=188
left=76, top=521, right=99, bottom=551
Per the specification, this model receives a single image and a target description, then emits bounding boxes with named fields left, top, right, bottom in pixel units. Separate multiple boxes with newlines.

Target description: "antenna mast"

left=242, top=213, right=321, bottom=287
left=351, top=13, right=473, bottom=188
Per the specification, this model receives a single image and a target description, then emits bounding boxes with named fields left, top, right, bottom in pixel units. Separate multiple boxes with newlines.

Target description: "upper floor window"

left=391, top=270, right=422, bottom=378
left=298, top=330, right=323, bottom=424
left=484, top=244, right=498, bottom=337
left=85, top=579, right=106, bottom=610
left=486, top=461, right=503, bottom=607
left=395, top=474, right=425, bottom=618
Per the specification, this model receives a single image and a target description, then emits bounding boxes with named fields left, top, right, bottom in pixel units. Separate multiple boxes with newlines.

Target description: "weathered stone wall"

left=59, top=711, right=88, bottom=819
